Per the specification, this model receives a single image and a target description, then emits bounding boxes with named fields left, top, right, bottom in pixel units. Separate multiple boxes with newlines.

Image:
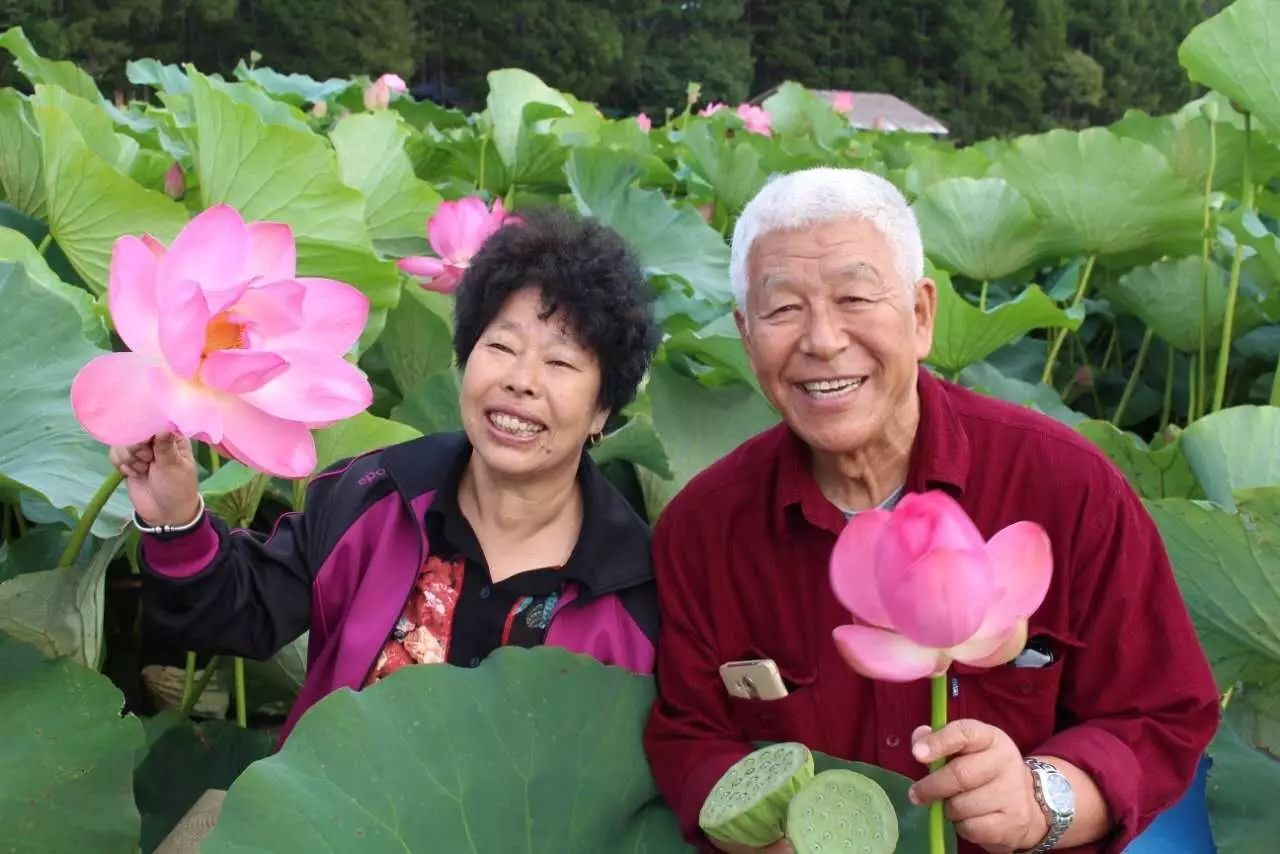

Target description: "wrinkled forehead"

left=746, top=219, right=897, bottom=287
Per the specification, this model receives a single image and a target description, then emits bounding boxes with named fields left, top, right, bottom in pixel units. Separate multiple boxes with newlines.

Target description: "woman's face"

left=459, top=287, right=608, bottom=480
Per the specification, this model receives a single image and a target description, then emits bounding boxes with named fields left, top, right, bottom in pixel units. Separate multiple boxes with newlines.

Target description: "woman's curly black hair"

left=453, top=206, right=660, bottom=413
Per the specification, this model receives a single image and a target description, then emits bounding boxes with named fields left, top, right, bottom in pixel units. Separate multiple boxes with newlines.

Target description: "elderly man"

left=643, top=168, right=1218, bottom=854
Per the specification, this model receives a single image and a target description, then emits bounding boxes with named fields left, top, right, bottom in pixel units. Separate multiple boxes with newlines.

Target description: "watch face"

left=1044, top=772, right=1076, bottom=813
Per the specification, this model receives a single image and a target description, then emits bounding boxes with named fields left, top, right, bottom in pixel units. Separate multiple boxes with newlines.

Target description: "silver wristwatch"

left=1023, top=758, right=1075, bottom=852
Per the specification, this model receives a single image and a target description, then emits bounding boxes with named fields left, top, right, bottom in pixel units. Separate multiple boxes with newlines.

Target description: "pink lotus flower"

left=831, top=90, right=855, bottom=115
left=635, top=113, right=652, bottom=132
left=363, top=73, right=406, bottom=111
left=698, top=102, right=727, bottom=118
left=397, top=197, right=511, bottom=294
left=829, top=491, right=1052, bottom=682
left=377, top=73, right=408, bottom=93
left=70, top=205, right=373, bottom=478
left=163, top=162, right=184, bottom=200
left=735, top=103, right=772, bottom=136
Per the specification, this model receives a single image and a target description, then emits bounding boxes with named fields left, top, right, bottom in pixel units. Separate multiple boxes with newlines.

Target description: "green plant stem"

left=1160, top=343, right=1175, bottom=432
left=234, top=656, right=247, bottom=728
left=180, top=655, right=220, bottom=717
left=929, top=673, right=948, bottom=854
left=478, top=133, right=488, bottom=191
left=978, top=280, right=989, bottom=311
left=1041, top=255, right=1096, bottom=384
left=1111, top=327, right=1153, bottom=426
left=1100, top=326, right=1119, bottom=372
left=14, top=509, right=25, bottom=536
left=505, top=183, right=516, bottom=208
left=36, top=232, right=51, bottom=255
left=180, top=650, right=197, bottom=709
left=57, top=470, right=124, bottom=567
left=1196, top=117, right=1217, bottom=422
left=1271, top=360, right=1280, bottom=406
left=1188, top=356, right=1199, bottom=424
left=1213, top=112, right=1252, bottom=413
left=209, top=447, right=220, bottom=473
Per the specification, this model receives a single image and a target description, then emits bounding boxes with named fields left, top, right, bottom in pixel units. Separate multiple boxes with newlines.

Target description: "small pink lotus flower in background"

left=635, top=113, right=652, bottom=132
left=163, top=162, right=184, bottom=200
left=363, top=73, right=406, bottom=111
left=698, top=102, right=727, bottom=118
left=397, top=197, right=511, bottom=294
left=829, top=491, right=1052, bottom=682
left=735, top=103, right=772, bottom=136
left=831, top=90, right=855, bottom=115
left=377, top=73, right=408, bottom=93
left=310, top=101, right=328, bottom=119
left=70, top=205, right=373, bottom=478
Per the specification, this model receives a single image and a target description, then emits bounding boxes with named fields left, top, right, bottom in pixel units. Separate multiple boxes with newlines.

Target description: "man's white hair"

left=729, top=167, right=924, bottom=310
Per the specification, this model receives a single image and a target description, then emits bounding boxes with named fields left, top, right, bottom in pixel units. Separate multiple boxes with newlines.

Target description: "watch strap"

left=1023, top=758, right=1073, bottom=853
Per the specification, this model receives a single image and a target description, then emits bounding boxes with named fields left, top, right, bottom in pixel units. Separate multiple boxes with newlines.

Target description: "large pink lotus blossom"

left=363, top=73, right=407, bottom=111
left=70, top=205, right=373, bottom=478
left=635, top=113, right=652, bottom=132
left=735, top=103, right=772, bottom=136
left=831, top=90, right=855, bottom=115
left=829, top=491, right=1052, bottom=682
left=397, top=197, right=511, bottom=294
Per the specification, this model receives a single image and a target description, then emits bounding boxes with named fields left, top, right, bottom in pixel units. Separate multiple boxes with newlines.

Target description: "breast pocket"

left=952, top=629, right=1081, bottom=754
left=724, top=658, right=818, bottom=744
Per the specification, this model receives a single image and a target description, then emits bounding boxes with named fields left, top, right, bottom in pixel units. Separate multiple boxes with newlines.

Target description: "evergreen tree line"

left=2, top=0, right=1225, bottom=139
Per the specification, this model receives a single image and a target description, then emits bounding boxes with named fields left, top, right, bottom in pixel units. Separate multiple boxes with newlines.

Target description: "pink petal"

left=71, top=353, right=169, bottom=445
left=157, top=279, right=211, bottom=379
left=140, top=234, right=168, bottom=259
left=246, top=222, right=296, bottom=283
left=229, top=280, right=308, bottom=343
left=950, top=620, right=1028, bottom=669
left=396, top=256, right=448, bottom=278
left=217, top=396, right=317, bottom=478
left=429, top=197, right=501, bottom=264
left=832, top=625, right=946, bottom=682
left=829, top=509, right=894, bottom=628
left=982, top=521, right=1053, bottom=632
left=156, top=373, right=224, bottom=441
left=158, top=205, right=250, bottom=295
left=419, top=269, right=462, bottom=294
left=239, top=349, right=372, bottom=424
left=202, top=280, right=251, bottom=316
left=261, top=278, right=369, bottom=354
left=107, top=235, right=162, bottom=356
left=877, top=547, right=993, bottom=648
left=878, top=491, right=985, bottom=572
left=199, top=349, right=289, bottom=394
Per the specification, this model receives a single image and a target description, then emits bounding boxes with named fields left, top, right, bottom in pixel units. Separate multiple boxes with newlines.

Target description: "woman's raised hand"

left=108, top=432, right=201, bottom=528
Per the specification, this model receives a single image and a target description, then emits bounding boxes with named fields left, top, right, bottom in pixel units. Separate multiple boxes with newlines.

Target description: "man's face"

left=735, top=217, right=936, bottom=455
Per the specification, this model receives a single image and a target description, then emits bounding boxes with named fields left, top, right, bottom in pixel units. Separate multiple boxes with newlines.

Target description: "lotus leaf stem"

left=1100, top=326, right=1119, bottom=372
left=1187, top=356, right=1199, bottom=425
left=478, top=133, right=488, bottom=191
left=57, top=470, right=124, bottom=568
left=181, top=650, right=197, bottom=709
left=180, top=655, right=221, bottom=717
left=1196, top=116, right=1217, bottom=422
left=1212, top=112, right=1252, bottom=413
left=978, top=280, right=989, bottom=311
left=929, top=672, right=948, bottom=854
left=234, top=656, right=247, bottom=727
left=1112, top=327, right=1153, bottom=426
left=1271, top=363, right=1280, bottom=407
left=36, top=232, right=51, bottom=255
left=1040, top=255, right=1096, bottom=385
left=1160, top=344, right=1175, bottom=432
left=209, top=447, right=220, bottom=473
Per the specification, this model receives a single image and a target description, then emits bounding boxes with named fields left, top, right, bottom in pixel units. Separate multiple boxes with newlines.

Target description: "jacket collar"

left=382, top=432, right=653, bottom=599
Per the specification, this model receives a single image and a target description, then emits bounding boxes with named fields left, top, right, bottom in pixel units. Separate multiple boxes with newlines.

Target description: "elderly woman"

left=110, top=207, right=661, bottom=742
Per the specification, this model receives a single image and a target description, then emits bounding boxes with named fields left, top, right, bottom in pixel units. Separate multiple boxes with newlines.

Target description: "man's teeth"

left=801, top=378, right=864, bottom=397
left=489, top=413, right=544, bottom=435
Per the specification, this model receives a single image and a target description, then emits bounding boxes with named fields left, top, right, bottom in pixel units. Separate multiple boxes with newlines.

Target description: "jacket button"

left=479, top=585, right=491, bottom=599
left=469, top=656, right=480, bottom=667
left=885, top=734, right=901, bottom=748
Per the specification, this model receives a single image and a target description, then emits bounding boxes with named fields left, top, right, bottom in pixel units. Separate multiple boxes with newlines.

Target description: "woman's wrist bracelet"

left=133, top=494, right=206, bottom=535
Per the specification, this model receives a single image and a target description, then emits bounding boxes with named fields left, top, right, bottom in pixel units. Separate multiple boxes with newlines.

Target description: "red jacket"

left=643, top=369, right=1219, bottom=853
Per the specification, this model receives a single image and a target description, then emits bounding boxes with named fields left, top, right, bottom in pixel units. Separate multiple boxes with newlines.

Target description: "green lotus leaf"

left=591, top=417, right=674, bottom=480
left=0, top=632, right=143, bottom=852
left=0, top=227, right=106, bottom=346
left=0, top=89, right=47, bottom=218
left=928, top=269, right=1081, bottom=376
left=125, top=58, right=190, bottom=94
left=958, top=362, right=1085, bottom=426
left=1112, top=105, right=1280, bottom=194
left=679, top=122, right=768, bottom=217
left=1102, top=256, right=1262, bottom=354
left=378, top=284, right=454, bottom=396
left=568, top=147, right=732, bottom=304
left=1074, top=421, right=1200, bottom=500
left=1178, top=406, right=1280, bottom=510
left=0, top=26, right=100, bottom=102
left=0, top=262, right=132, bottom=533
left=485, top=68, right=572, bottom=177
left=1179, top=0, right=1280, bottom=136
left=331, top=112, right=441, bottom=257
left=662, top=314, right=761, bottom=394
left=761, top=82, right=850, bottom=151
left=391, top=370, right=464, bottom=436
left=31, top=99, right=187, bottom=293
left=1205, top=712, right=1280, bottom=854
left=187, top=72, right=398, bottom=310
left=233, top=61, right=351, bottom=104
left=900, top=141, right=993, bottom=198
left=913, top=177, right=1045, bottom=281
left=203, top=646, right=689, bottom=853
left=312, top=413, right=421, bottom=476
left=990, top=128, right=1202, bottom=261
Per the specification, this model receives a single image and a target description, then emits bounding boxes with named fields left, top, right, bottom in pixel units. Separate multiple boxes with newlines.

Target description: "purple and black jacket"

left=140, top=432, right=658, bottom=743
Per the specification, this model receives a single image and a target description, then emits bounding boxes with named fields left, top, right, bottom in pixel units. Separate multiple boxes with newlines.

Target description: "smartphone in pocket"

left=718, top=659, right=789, bottom=700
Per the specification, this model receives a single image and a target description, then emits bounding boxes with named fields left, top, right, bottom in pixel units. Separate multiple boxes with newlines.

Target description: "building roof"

left=752, top=85, right=949, bottom=136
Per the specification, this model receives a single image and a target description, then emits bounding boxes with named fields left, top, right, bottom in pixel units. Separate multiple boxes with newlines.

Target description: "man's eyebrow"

left=834, top=261, right=883, bottom=282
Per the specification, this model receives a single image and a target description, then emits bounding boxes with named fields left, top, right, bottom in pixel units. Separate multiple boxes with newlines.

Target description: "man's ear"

left=733, top=308, right=749, bottom=341
left=912, top=278, right=937, bottom=362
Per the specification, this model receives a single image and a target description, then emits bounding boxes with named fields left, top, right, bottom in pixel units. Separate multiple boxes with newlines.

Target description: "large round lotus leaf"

left=989, top=128, right=1202, bottom=261
left=912, top=177, right=1045, bottom=281
left=1074, top=421, right=1200, bottom=501
left=0, top=90, right=47, bottom=219
left=1178, top=406, right=1280, bottom=510
left=202, top=647, right=691, bottom=853
left=1179, top=0, right=1280, bottom=136
left=0, top=632, right=144, bottom=852
left=485, top=68, right=572, bottom=182
left=1102, top=256, right=1262, bottom=354
left=1205, top=712, right=1280, bottom=854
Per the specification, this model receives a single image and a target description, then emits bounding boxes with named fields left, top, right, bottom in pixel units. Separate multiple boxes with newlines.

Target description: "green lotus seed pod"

left=785, top=769, right=898, bottom=854
left=699, top=742, right=815, bottom=847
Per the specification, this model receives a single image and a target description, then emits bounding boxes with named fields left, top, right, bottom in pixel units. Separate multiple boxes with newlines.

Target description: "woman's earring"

left=588, top=431, right=604, bottom=447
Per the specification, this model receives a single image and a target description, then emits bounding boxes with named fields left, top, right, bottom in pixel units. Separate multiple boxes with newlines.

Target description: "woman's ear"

left=590, top=407, right=611, bottom=437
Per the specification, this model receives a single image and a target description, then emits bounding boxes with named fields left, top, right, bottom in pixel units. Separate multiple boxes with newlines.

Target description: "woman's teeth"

left=801, top=377, right=865, bottom=398
left=489, top=412, right=544, bottom=436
